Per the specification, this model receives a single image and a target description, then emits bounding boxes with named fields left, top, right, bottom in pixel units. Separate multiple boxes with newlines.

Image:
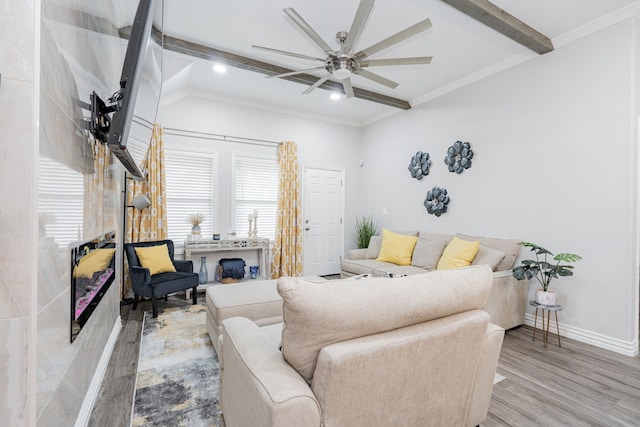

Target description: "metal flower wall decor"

left=444, top=140, right=473, bottom=174
left=408, top=151, right=432, bottom=180
left=424, top=186, right=449, bottom=217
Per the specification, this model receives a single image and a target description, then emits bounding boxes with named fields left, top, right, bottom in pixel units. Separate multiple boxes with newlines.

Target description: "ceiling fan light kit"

left=255, top=0, right=433, bottom=99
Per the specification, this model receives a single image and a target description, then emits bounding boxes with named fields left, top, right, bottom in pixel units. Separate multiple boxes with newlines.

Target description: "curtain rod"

left=163, top=126, right=281, bottom=148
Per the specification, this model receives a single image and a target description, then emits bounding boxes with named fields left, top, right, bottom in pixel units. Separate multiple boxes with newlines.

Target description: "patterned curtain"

left=123, top=123, right=168, bottom=297
left=126, top=123, right=169, bottom=243
left=83, top=137, right=117, bottom=239
left=270, top=141, right=303, bottom=278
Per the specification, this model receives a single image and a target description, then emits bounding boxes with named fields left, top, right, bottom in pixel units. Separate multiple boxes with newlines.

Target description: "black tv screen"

left=107, top=0, right=162, bottom=179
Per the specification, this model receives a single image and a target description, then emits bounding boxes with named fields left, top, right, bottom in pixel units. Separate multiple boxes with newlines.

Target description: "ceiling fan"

left=252, top=0, right=432, bottom=98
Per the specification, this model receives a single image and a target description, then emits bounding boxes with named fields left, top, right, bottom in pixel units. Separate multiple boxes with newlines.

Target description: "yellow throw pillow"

left=74, top=248, right=116, bottom=278
left=134, top=244, right=177, bottom=275
left=376, top=229, right=419, bottom=266
left=437, top=236, right=480, bottom=270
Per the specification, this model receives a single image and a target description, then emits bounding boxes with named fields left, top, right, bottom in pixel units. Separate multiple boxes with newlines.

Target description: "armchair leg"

left=152, top=296, right=158, bottom=318
left=132, top=295, right=138, bottom=311
left=192, top=287, right=197, bottom=305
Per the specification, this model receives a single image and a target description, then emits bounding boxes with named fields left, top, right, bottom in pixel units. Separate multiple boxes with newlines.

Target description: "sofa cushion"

left=437, top=236, right=481, bottom=270
left=376, top=229, right=419, bottom=266
left=340, top=258, right=396, bottom=276
left=411, top=237, right=447, bottom=270
left=365, top=236, right=382, bottom=259
left=134, top=244, right=176, bottom=275
left=277, top=266, right=493, bottom=382
left=471, top=245, right=506, bottom=271
left=456, top=233, right=521, bottom=271
left=373, top=265, right=427, bottom=277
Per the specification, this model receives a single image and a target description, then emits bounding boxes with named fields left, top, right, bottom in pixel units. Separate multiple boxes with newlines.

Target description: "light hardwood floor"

left=89, top=293, right=640, bottom=426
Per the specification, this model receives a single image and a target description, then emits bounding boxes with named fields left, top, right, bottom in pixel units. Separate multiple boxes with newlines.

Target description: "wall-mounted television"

left=87, top=0, right=162, bottom=179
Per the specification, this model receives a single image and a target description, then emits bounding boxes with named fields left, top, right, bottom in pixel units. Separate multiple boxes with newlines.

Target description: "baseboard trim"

left=74, top=316, right=122, bottom=427
left=523, top=313, right=638, bottom=357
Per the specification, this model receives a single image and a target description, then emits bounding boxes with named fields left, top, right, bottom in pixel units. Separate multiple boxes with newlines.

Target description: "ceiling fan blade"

left=353, top=68, right=399, bottom=89
left=342, top=77, right=355, bottom=98
left=355, top=18, right=432, bottom=60
left=360, top=56, right=432, bottom=67
left=302, top=74, right=331, bottom=95
left=252, top=45, right=325, bottom=63
left=268, top=66, right=327, bottom=79
left=284, top=8, right=335, bottom=56
left=343, top=0, right=375, bottom=53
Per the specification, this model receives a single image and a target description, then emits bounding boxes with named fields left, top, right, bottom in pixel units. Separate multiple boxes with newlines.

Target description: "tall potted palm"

left=512, top=242, right=582, bottom=306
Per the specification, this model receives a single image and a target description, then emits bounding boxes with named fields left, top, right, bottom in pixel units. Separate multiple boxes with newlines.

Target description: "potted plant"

left=512, top=242, right=582, bottom=306
left=354, top=215, right=378, bottom=249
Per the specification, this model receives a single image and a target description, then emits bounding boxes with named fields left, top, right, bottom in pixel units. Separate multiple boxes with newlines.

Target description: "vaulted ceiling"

left=157, top=0, right=639, bottom=126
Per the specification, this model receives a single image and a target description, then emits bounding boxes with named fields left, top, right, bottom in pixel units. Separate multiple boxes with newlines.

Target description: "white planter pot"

left=535, top=289, right=556, bottom=306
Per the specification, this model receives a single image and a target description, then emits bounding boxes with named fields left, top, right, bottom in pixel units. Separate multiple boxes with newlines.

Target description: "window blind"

left=165, top=149, right=217, bottom=252
left=233, top=154, right=278, bottom=241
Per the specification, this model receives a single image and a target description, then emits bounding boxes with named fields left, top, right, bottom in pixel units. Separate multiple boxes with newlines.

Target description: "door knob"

left=305, top=227, right=310, bottom=231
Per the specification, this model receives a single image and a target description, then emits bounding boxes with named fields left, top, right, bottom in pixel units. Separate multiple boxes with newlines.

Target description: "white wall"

left=361, top=19, right=639, bottom=353
left=157, top=19, right=639, bottom=355
left=158, top=96, right=363, bottom=251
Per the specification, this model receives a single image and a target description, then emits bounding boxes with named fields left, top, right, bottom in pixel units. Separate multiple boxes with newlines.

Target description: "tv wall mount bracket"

left=84, top=90, right=124, bottom=143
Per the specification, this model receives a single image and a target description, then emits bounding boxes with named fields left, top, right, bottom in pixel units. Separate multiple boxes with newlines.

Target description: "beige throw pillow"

left=411, top=238, right=447, bottom=270
left=456, top=233, right=521, bottom=271
left=365, top=235, right=382, bottom=259
left=471, top=245, right=506, bottom=271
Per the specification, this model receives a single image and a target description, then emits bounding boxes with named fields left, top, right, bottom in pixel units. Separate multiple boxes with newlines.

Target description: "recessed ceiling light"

left=330, top=93, right=341, bottom=101
left=213, top=64, right=227, bottom=73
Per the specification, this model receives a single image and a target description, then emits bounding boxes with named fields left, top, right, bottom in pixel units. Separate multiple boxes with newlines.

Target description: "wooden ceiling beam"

left=439, top=0, right=554, bottom=54
left=162, top=33, right=411, bottom=110
left=53, top=7, right=410, bottom=110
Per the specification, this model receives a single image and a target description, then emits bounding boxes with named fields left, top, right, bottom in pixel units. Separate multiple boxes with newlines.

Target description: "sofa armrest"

left=484, top=273, right=529, bottom=330
left=129, top=266, right=150, bottom=285
left=468, top=323, right=505, bottom=426
left=491, top=269, right=513, bottom=278
left=221, top=317, right=321, bottom=427
left=347, top=248, right=368, bottom=260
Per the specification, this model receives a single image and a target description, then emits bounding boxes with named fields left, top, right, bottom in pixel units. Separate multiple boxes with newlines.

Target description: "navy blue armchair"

left=124, top=240, right=198, bottom=317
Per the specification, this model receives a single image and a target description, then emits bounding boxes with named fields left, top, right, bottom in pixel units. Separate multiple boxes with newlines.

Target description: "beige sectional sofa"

left=340, top=231, right=528, bottom=330
left=221, top=266, right=504, bottom=427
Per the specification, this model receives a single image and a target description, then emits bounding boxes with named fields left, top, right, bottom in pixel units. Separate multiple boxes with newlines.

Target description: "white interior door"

left=303, top=166, right=343, bottom=276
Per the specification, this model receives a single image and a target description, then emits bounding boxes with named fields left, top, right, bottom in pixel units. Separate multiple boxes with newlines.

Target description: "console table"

left=184, top=238, right=270, bottom=286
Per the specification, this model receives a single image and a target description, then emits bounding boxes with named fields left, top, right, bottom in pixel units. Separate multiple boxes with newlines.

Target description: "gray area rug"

left=130, top=302, right=504, bottom=425
left=131, top=303, right=225, bottom=427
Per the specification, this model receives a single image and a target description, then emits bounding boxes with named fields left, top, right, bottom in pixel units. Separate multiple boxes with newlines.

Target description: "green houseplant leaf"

left=354, top=215, right=378, bottom=249
left=512, top=242, right=581, bottom=291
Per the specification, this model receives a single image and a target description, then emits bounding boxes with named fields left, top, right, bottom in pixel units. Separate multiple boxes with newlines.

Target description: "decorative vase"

left=249, top=265, right=259, bottom=279
left=535, top=289, right=556, bottom=306
left=198, top=256, right=208, bottom=285
left=192, top=224, right=201, bottom=238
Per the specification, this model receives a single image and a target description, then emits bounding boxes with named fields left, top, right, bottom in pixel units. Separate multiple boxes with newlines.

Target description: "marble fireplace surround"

left=0, top=0, right=166, bottom=425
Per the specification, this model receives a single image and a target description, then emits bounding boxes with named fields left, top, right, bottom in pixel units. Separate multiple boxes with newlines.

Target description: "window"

left=164, top=148, right=217, bottom=252
left=233, top=154, right=278, bottom=241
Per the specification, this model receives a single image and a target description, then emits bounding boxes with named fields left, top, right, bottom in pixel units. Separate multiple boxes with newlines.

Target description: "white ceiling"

left=159, top=0, right=639, bottom=127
